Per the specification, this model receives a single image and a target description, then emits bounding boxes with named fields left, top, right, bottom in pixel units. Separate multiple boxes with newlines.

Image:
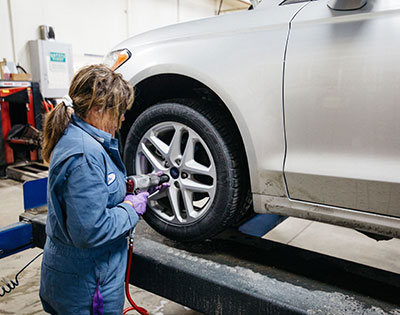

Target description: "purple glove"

left=148, top=183, right=170, bottom=195
left=124, top=192, right=149, bottom=216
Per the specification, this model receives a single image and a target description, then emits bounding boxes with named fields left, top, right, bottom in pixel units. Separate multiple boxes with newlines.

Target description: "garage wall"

left=4, top=0, right=128, bottom=72
left=0, top=0, right=248, bottom=73
left=127, top=0, right=222, bottom=39
left=180, top=0, right=218, bottom=23
left=0, top=0, right=14, bottom=62
left=128, top=0, right=181, bottom=36
left=220, top=0, right=250, bottom=14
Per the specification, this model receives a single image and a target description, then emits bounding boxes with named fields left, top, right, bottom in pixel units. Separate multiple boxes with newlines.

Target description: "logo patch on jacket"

left=107, top=173, right=116, bottom=185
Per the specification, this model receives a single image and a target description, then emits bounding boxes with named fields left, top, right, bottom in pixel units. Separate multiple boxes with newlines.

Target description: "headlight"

left=103, top=49, right=131, bottom=71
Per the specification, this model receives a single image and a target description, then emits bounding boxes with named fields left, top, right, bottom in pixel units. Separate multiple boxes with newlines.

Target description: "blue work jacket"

left=40, top=114, right=139, bottom=314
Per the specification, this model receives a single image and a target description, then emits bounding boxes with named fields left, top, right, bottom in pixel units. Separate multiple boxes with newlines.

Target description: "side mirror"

left=328, top=0, right=367, bottom=11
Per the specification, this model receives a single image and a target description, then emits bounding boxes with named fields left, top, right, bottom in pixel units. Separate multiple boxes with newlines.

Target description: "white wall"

left=128, top=0, right=180, bottom=36
left=220, top=0, right=249, bottom=13
left=1, top=0, right=247, bottom=73
left=127, top=0, right=219, bottom=36
left=0, top=0, right=14, bottom=61
left=180, top=0, right=217, bottom=23
left=6, top=0, right=128, bottom=72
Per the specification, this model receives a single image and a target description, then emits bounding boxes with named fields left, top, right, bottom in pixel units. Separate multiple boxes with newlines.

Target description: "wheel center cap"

left=170, top=167, right=180, bottom=179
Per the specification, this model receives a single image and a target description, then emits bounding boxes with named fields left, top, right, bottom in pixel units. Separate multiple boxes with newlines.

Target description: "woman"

left=40, top=64, right=148, bottom=314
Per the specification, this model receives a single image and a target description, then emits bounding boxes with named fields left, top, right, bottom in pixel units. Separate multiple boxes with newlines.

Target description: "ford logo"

left=170, top=167, right=179, bottom=179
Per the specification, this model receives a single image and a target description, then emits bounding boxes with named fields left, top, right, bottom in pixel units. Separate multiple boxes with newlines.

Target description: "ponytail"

left=42, top=102, right=72, bottom=163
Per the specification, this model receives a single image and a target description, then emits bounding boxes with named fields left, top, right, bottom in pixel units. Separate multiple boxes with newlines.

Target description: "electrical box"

left=29, top=40, right=73, bottom=98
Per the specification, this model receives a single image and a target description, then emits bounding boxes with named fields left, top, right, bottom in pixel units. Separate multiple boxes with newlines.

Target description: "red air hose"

left=123, top=241, right=149, bottom=315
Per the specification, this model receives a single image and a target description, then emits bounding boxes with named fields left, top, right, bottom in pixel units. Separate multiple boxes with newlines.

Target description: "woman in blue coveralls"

left=40, top=64, right=148, bottom=314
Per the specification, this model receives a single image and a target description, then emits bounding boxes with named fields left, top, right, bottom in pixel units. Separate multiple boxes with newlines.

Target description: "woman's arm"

left=63, top=161, right=139, bottom=248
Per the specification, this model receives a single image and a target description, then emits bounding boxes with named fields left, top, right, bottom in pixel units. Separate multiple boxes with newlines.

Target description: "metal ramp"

left=21, top=212, right=400, bottom=315
left=6, top=162, right=48, bottom=181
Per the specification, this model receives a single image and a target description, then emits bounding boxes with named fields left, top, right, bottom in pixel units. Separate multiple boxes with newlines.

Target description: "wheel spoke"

left=181, top=131, right=196, bottom=165
left=181, top=189, right=196, bottom=219
left=181, top=179, right=213, bottom=193
left=148, top=188, right=168, bottom=201
left=147, top=134, right=169, bottom=157
left=183, top=160, right=213, bottom=176
left=168, top=126, right=184, bottom=161
left=168, top=186, right=184, bottom=223
left=139, top=142, right=164, bottom=171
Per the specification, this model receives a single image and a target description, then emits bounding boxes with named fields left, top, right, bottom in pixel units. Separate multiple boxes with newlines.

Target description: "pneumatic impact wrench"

left=126, top=173, right=170, bottom=195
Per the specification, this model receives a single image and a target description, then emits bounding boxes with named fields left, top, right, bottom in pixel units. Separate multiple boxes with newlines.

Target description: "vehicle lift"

left=0, top=80, right=48, bottom=180
left=1, top=178, right=400, bottom=314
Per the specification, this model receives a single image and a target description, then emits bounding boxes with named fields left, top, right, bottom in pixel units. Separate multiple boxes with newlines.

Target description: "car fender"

left=114, top=2, right=304, bottom=202
left=123, top=62, right=261, bottom=194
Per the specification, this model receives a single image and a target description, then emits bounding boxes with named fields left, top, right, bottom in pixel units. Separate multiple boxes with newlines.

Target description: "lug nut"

left=176, top=159, right=181, bottom=165
left=164, top=161, right=170, bottom=168
left=174, top=181, right=180, bottom=188
left=181, top=172, right=188, bottom=179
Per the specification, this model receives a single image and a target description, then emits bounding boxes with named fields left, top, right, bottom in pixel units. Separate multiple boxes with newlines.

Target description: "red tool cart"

left=0, top=80, right=43, bottom=176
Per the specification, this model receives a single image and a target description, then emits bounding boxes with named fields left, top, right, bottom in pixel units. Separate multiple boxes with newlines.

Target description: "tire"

left=124, top=99, right=250, bottom=241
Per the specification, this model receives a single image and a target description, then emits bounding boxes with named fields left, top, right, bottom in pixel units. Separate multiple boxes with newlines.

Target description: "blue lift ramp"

left=0, top=178, right=47, bottom=259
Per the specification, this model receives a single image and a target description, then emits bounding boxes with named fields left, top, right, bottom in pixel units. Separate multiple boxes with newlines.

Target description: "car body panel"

left=112, top=0, right=400, bottom=238
left=115, top=1, right=305, bottom=197
left=254, top=194, right=400, bottom=238
left=284, top=0, right=400, bottom=217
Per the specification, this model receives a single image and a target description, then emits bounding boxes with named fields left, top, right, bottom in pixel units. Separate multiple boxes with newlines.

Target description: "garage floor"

left=1, top=178, right=400, bottom=314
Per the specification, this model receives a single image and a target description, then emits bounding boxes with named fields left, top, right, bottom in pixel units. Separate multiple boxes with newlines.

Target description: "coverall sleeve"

left=63, top=160, right=139, bottom=248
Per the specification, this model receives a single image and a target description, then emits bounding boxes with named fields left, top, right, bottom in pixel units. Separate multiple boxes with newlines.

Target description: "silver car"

left=105, top=0, right=400, bottom=241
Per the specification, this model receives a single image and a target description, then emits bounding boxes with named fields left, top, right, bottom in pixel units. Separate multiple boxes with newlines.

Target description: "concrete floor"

left=264, top=217, right=400, bottom=274
left=1, top=178, right=400, bottom=314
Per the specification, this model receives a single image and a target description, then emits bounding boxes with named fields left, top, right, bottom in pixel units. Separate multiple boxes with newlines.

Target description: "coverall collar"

left=72, top=114, right=125, bottom=172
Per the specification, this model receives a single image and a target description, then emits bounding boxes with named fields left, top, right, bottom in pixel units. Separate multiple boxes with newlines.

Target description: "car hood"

left=111, top=1, right=280, bottom=51
left=113, top=14, right=246, bottom=50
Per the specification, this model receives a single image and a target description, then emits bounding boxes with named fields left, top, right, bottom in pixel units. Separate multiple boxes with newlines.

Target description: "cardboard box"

left=0, top=59, right=6, bottom=79
left=11, top=73, right=32, bottom=81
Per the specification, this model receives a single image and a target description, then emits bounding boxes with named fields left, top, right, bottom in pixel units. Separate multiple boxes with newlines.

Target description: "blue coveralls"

left=39, top=114, right=139, bottom=314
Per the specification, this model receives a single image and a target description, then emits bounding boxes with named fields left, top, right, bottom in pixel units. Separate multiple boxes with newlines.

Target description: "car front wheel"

left=124, top=99, right=250, bottom=241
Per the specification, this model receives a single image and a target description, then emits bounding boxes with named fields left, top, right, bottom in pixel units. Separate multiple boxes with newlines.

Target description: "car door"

left=283, top=0, right=400, bottom=217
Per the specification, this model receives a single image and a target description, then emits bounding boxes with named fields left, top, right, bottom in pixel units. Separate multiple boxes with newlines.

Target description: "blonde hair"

left=42, top=64, right=134, bottom=162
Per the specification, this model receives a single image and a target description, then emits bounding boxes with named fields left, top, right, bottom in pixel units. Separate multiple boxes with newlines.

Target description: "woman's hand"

left=148, top=183, right=170, bottom=195
left=124, top=192, right=149, bottom=216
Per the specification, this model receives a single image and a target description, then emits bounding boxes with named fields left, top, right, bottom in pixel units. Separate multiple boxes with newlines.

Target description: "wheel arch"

left=121, top=73, right=255, bottom=192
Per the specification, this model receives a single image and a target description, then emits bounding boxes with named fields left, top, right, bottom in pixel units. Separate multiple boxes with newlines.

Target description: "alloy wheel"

left=135, top=122, right=217, bottom=225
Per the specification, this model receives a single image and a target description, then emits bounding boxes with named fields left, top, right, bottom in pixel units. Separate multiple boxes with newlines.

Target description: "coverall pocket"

left=41, top=262, right=91, bottom=314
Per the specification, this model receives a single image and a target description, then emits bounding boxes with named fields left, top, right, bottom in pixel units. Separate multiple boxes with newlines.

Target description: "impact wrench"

left=123, top=173, right=169, bottom=315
